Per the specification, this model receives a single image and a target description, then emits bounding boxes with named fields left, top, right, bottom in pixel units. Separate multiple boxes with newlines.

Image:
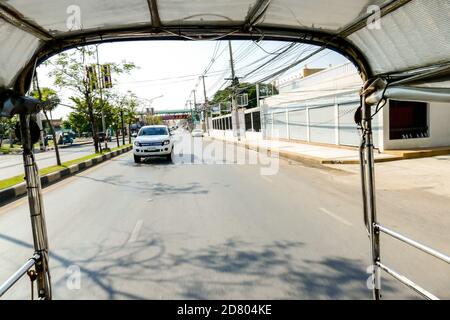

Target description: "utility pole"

left=256, top=82, right=263, bottom=137
left=256, top=83, right=260, bottom=108
left=95, top=44, right=107, bottom=149
left=227, top=40, right=241, bottom=141
left=192, top=89, right=197, bottom=130
left=120, top=108, right=125, bottom=145
left=201, top=75, right=209, bottom=135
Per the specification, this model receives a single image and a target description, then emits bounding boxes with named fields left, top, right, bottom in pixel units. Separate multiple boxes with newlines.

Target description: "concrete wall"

left=210, top=129, right=262, bottom=141
left=383, top=101, right=450, bottom=150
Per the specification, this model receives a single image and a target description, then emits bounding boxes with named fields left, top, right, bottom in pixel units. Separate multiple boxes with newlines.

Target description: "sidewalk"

left=209, top=134, right=402, bottom=165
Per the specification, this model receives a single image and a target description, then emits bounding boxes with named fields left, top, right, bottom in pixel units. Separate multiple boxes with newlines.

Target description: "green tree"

left=106, top=90, right=139, bottom=145
left=0, top=115, right=18, bottom=149
left=62, top=120, right=72, bottom=130
left=30, top=86, right=62, bottom=165
left=67, top=110, right=90, bottom=136
left=212, top=82, right=278, bottom=112
left=46, top=46, right=137, bottom=153
left=123, top=92, right=138, bottom=144
left=145, top=115, right=163, bottom=125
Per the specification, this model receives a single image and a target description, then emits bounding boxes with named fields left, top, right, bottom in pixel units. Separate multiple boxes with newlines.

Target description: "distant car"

left=191, top=129, right=204, bottom=137
left=133, top=125, right=174, bottom=163
left=97, top=132, right=111, bottom=142
left=131, top=132, right=138, bottom=138
left=58, top=132, right=73, bottom=145
left=46, top=134, right=53, bottom=140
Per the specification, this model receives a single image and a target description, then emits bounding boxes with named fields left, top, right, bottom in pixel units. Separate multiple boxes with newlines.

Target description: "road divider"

left=0, top=145, right=132, bottom=207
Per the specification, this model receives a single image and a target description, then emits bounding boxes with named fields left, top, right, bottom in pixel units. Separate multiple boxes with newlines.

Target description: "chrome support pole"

left=0, top=254, right=40, bottom=298
left=376, top=224, right=450, bottom=264
left=360, top=87, right=381, bottom=300
left=19, top=114, right=52, bottom=300
left=359, top=135, right=370, bottom=235
left=377, top=262, right=439, bottom=300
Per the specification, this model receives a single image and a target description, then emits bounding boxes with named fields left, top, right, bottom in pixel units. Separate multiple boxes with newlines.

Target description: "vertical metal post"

left=201, top=75, right=209, bottom=135
left=228, top=40, right=241, bottom=141
left=361, top=90, right=381, bottom=300
left=306, top=108, right=310, bottom=142
left=96, top=45, right=107, bottom=149
left=286, top=108, right=290, bottom=139
left=19, top=114, right=52, bottom=300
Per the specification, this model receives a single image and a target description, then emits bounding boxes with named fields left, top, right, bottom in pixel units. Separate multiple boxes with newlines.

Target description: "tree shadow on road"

left=77, top=173, right=209, bottom=196
left=0, top=229, right=411, bottom=300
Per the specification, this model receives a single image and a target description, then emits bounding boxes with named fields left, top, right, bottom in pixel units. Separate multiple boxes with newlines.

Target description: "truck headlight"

left=134, top=141, right=141, bottom=147
left=163, top=140, right=170, bottom=145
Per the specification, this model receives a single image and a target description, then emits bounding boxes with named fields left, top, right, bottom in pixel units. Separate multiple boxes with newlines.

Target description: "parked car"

left=133, top=125, right=174, bottom=163
left=97, top=132, right=111, bottom=142
left=191, top=129, right=204, bottom=137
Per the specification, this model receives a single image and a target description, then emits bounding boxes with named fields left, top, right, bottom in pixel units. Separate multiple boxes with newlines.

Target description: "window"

left=253, top=112, right=261, bottom=132
left=139, top=127, right=168, bottom=136
left=389, top=100, right=428, bottom=140
left=245, top=113, right=252, bottom=131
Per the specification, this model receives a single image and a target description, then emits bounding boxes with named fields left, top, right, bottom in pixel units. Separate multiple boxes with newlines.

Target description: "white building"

left=262, top=63, right=450, bottom=152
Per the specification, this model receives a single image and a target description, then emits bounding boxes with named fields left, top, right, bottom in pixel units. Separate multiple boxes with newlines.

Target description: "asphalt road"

left=0, top=140, right=123, bottom=180
left=0, top=130, right=448, bottom=299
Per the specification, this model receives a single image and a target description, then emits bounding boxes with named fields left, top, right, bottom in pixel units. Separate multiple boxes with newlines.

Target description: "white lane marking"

left=319, top=207, right=353, bottom=226
left=128, top=220, right=144, bottom=243
left=261, top=176, right=273, bottom=183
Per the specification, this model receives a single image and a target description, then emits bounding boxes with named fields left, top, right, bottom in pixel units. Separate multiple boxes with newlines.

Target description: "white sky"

left=38, top=40, right=349, bottom=119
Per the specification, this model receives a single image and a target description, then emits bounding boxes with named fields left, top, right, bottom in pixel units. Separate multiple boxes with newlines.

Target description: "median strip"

left=0, top=144, right=132, bottom=206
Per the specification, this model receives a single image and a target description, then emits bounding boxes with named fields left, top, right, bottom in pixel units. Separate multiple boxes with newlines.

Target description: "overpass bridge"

left=153, top=109, right=192, bottom=120
left=152, top=109, right=197, bottom=121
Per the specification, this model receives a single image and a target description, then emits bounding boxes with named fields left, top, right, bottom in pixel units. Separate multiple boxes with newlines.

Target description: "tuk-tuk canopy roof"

left=1, top=0, right=449, bottom=90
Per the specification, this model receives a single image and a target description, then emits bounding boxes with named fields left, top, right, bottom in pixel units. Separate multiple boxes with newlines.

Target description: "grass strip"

left=0, top=144, right=131, bottom=190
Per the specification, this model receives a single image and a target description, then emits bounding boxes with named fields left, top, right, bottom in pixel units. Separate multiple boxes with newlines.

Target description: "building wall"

left=264, top=63, right=368, bottom=147
left=383, top=101, right=450, bottom=150
left=212, top=62, right=450, bottom=151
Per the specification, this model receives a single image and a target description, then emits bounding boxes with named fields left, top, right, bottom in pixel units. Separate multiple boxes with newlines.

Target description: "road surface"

left=0, top=140, right=123, bottom=180
left=0, top=130, right=448, bottom=299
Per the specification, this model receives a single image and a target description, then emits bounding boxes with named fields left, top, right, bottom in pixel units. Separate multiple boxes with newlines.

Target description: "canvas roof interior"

left=0, top=0, right=449, bottom=92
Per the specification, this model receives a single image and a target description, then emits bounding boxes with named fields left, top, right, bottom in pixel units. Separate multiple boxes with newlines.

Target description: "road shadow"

left=77, top=173, right=209, bottom=196
left=0, top=231, right=412, bottom=300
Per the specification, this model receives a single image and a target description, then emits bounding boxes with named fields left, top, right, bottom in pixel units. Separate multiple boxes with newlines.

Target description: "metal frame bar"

left=360, top=77, right=450, bottom=300
left=360, top=82, right=381, bottom=300
left=0, top=254, right=40, bottom=298
left=244, top=0, right=272, bottom=30
left=0, top=3, right=53, bottom=40
left=15, top=24, right=373, bottom=94
left=340, top=0, right=413, bottom=37
left=19, top=114, right=52, bottom=300
left=376, top=224, right=450, bottom=264
left=377, top=262, right=439, bottom=300
left=147, top=0, right=161, bottom=29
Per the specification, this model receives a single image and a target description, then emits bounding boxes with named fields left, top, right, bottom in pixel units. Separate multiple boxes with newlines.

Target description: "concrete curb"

left=0, top=146, right=132, bottom=207
left=383, top=147, right=450, bottom=160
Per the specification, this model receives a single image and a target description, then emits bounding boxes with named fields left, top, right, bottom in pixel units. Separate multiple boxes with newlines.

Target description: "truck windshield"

left=139, top=127, right=168, bottom=136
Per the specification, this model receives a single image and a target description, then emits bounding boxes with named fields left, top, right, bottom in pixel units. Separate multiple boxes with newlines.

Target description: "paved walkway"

left=210, top=134, right=401, bottom=164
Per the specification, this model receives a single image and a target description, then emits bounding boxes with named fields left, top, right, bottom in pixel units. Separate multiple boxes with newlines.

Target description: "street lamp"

left=139, top=94, right=163, bottom=123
